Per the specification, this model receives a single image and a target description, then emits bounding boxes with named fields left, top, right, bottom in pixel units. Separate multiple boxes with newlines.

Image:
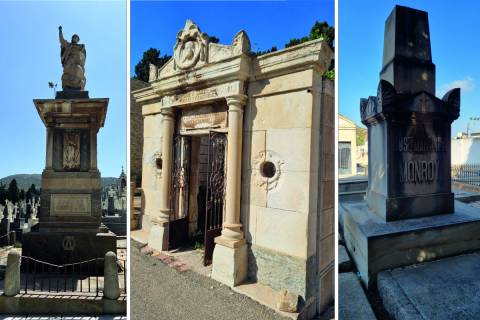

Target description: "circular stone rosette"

left=253, top=150, right=285, bottom=191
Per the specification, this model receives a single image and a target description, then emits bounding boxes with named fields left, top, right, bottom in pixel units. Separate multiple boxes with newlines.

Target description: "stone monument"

left=22, top=26, right=116, bottom=265
left=341, top=5, right=480, bottom=286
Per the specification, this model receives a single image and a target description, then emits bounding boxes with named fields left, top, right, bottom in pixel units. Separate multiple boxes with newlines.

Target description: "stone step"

left=378, top=252, right=480, bottom=320
left=339, top=273, right=376, bottom=320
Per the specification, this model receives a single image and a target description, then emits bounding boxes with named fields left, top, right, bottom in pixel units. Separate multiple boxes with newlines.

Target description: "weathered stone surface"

left=4, top=250, right=20, bottom=297
left=247, top=244, right=306, bottom=298
left=378, top=252, right=480, bottom=320
left=339, top=273, right=376, bottom=320
left=275, top=290, right=298, bottom=313
left=104, top=251, right=120, bottom=300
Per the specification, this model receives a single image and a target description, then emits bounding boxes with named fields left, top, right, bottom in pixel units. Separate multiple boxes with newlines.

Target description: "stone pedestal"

left=22, top=95, right=115, bottom=267
left=211, top=240, right=248, bottom=287
left=341, top=200, right=480, bottom=286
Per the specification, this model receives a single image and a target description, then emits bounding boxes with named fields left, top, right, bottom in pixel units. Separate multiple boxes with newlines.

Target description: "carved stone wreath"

left=152, top=151, right=163, bottom=177
left=174, top=20, right=209, bottom=70
left=253, top=150, right=285, bottom=191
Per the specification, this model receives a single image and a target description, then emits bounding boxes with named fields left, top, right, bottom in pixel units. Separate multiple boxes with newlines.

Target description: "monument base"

left=55, top=90, right=89, bottom=99
left=340, top=200, right=480, bottom=287
left=211, top=239, right=247, bottom=287
left=148, top=222, right=169, bottom=251
left=22, top=230, right=117, bottom=267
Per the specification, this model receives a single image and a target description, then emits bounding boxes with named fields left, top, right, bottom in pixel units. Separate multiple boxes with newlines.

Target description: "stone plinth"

left=341, top=200, right=480, bottom=286
left=22, top=97, right=115, bottom=266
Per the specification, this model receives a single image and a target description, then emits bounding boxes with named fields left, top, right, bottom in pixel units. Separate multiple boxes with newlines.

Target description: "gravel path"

left=131, top=240, right=286, bottom=320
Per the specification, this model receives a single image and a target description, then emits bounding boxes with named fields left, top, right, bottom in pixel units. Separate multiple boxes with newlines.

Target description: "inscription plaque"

left=51, top=194, right=91, bottom=216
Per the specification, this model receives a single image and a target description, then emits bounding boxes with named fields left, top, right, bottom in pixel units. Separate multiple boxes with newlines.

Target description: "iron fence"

left=21, top=256, right=104, bottom=296
left=19, top=255, right=127, bottom=296
left=451, top=164, right=480, bottom=187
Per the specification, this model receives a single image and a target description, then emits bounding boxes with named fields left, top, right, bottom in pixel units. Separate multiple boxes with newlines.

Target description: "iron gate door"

left=204, top=131, right=227, bottom=266
left=169, top=135, right=191, bottom=250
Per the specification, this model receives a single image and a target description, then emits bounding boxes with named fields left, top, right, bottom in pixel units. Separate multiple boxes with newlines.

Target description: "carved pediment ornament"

left=174, top=20, right=209, bottom=70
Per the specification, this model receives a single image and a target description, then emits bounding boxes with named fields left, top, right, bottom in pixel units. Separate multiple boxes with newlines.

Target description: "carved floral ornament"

left=174, top=20, right=209, bottom=70
left=253, top=150, right=285, bottom=191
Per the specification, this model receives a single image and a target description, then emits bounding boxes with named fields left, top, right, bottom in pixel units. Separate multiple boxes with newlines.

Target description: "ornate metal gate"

left=169, top=135, right=191, bottom=250
left=204, top=131, right=227, bottom=266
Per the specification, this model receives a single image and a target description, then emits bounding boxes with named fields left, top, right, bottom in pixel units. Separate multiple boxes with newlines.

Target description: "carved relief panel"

left=53, top=129, right=90, bottom=172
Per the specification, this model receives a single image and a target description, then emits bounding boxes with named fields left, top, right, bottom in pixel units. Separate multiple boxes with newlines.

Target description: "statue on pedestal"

left=59, top=26, right=86, bottom=91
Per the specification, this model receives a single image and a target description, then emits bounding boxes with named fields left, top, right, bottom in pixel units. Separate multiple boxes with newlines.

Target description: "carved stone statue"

left=63, top=132, right=81, bottom=170
left=59, top=26, right=86, bottom=90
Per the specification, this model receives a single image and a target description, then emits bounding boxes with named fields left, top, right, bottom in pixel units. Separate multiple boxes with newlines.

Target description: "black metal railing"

left=119, top=257, right=127, bottom=294
left=452, top=164, right=480, bottom=187
left=21, top=256, right=105, bottom=296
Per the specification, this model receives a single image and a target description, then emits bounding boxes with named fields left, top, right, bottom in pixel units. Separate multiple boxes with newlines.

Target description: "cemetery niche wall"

left=132, top=20, right=335, bottom=317
left=22, top=27, right=116, bottom=266
left=341, top=5, right=480, bottom=286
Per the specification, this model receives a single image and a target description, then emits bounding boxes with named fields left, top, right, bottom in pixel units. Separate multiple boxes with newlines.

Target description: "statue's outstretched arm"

left=58, top=25, right=66, bottom=46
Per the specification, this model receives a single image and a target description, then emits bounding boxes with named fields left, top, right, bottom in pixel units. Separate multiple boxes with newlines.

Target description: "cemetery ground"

left=131, top=239, right=335, bottom=320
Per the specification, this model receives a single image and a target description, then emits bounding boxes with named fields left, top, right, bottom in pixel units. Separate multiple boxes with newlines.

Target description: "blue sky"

left=131, top=0, right=334, bottom=76
left=340, top=1, right=480, bottom=136
left=0, top=1, right=126, bottom=178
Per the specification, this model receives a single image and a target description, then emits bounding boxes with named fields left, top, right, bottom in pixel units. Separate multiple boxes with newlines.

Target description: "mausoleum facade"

left=133, top=20, right=334, bottom=317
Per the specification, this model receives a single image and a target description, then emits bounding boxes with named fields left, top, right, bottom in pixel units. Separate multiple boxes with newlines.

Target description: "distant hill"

left=0, top=174, right=118, bottom=190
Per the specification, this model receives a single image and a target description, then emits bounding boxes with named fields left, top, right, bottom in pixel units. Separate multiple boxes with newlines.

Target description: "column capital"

left=226, top=94, right=248, bottom=111
left=160, top=107, right=175, bottom=119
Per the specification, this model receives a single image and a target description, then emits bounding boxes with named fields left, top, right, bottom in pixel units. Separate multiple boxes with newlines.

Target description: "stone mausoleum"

left=133, top=20, right=334, bottom=317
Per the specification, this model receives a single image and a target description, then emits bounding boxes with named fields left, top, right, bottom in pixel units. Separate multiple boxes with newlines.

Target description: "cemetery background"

left=339, top=2, right=480, bottom=319
left=0, top=1, right=127, bottom=316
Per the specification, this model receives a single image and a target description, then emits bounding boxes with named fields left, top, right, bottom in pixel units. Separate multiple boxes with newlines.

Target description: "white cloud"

left=439, top=76, right=474, bottom=96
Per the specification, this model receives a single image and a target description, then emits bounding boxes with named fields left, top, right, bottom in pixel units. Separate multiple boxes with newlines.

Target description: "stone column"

left=45, top=126, right=54, bottom=170
left=148, top=108, right=175, bottom=251
left=212, top=94, right=248, bottom=287
left=90, top=125, right=98, bottom=171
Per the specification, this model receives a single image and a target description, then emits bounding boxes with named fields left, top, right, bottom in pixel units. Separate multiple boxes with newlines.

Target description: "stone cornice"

left=34, top=98, right=109, bottom=128
left=252, top=39, right=333, bottom=80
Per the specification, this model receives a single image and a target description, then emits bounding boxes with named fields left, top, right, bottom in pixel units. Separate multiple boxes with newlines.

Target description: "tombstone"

left=341, top=5, right=480, bottom=286
left=0, top=206, right=10, bottom=246
left=22, top=26, right=116, bottom=267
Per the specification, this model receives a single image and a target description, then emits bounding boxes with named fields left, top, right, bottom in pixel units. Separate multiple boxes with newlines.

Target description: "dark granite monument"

left=22, top=27, right=116, bottom=266
left=361, top=6, right=460, bottom=221
left=341, top=5, right=480, bottom=286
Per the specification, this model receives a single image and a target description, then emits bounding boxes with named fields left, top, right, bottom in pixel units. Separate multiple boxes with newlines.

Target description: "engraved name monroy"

left=400, top=160, right=440, bottom=184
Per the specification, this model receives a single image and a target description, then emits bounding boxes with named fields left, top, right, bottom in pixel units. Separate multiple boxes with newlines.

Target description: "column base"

left=211, top=239, right=247, bottom=287
left=148, top=222, right=169, bottom=251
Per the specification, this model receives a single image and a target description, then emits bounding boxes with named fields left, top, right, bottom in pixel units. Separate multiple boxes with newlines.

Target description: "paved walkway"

left=131, top=240, right=286, bottom=320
